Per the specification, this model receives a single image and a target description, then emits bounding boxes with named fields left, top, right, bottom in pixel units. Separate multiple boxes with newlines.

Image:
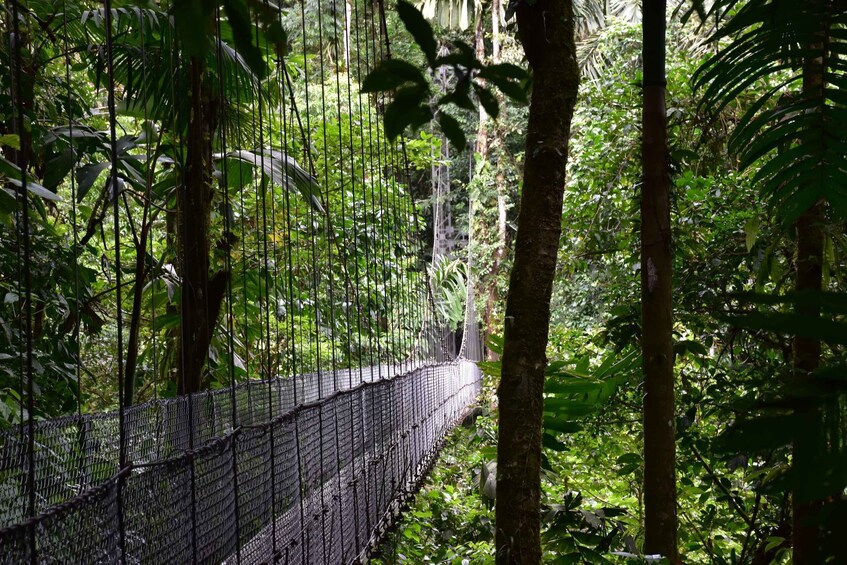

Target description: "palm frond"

left=218, top=149, right=324, bottom=213
left=80, top=6, right=274, bottom=130
left=695, top=0, right=847, bottom=224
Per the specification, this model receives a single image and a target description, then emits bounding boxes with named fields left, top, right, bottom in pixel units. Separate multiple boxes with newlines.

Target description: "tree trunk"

left=344, top=0, right=352, bottom=70
left=791, top=204, right=824, bottom=563
left=792, top=18, right=827, bottom=558
left=2, top=25, right=39, bottom=352
left=472, top=4, right=496, bottom=360
left=495, top=0, right=579, bottom=562
left=641, top=0, right=679, bottom=562
left=123, top=221, right=152, bottom=406
left=491, top=0, right=500, bottom=62
left=479, top=0, right=509, bottom=361
left=178, top=55, right=221, bottom=395
left=474, top=9, right=488, bottom=160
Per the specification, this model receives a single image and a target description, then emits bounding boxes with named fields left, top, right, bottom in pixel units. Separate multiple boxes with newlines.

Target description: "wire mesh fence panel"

left=1, top=361, right=480, bottom=563
left=235, top=426, right=273, bottom=558
left=0, top=474, right=121, bottom=564
left=195, top=439, right=239, bottom=563
left=124, top=457, right=194, bottom=563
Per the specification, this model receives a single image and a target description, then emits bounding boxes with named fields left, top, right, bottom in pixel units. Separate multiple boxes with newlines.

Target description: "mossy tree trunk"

left=495, top=0, right=579, bottom=562
left=177, top=54, right=227, bottom=395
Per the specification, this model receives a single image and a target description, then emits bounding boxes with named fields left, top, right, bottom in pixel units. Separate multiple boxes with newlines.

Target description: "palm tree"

left=3, top=1, right=318, bottom=402
left=696, top=0, right=847, bottom=559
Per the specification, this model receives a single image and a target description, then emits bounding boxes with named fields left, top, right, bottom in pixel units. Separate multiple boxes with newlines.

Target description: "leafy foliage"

left=361, top=1, right=528, bottom=149
left=695, top=0, right=847, bottom=223
left=0, top=0, right=430, bottom=418
left=382, top=9, right=846, bottom=563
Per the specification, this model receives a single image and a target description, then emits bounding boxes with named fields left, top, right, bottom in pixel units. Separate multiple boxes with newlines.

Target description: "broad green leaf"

left=477, top=360, right=500, bottom=378
left=487, top=334, right=504, bottom=354
left=221, top=0, right=268, bottom=79
left=543, top=418, right=583, bottom=434
left=437, top=112, right=466, bottom=150
left=397, top=1, right=437, bottom=65
left=0, top=157, right=62, bottom=202
left=481, top=62, right=529, bottom=81
left=744, top=217, right=759, bottom=252
left=361, top=60, right=428, bottom=93
left=728, top=312, right=847, bottom=346
left=473, top=83, right=500, bottom=120
left=0, top=134, right=20, bottom=150
left=43, top=149, right=75, bottom=191
left=76, top=162, right=110, bottom=202
left=673, top=340, right=708, bottom=357
left=543, top=432, right=568, bottom=452
left=170, top=0, right=211, bottom=59
left=544, top=379, right=603, bottom=395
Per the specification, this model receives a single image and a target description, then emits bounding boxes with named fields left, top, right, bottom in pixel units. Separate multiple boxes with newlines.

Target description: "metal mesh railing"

left=0, top=361, right=480, bottom=563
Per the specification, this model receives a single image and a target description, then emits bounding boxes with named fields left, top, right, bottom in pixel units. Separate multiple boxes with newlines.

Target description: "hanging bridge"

left=0, top=0, right=482, bottom=562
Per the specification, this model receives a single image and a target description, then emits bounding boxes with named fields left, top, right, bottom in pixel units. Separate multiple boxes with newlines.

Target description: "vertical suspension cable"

left=367, top=0, right=405, bottom=375
left=376, top=0, right=431, bottom=368
left=278, top=44, right=309, bottom=561
left=385, top=0, right=433, bottom=503
left=330, top=0, right=363, bottom=555
left=252, top=7, right=279, bottom=557
left=260, top=5, right=288, bottom=560
left=8, top=0, right=36, bottom=556
left=348, top=0, right=382, bottom=531
left=364, top=0, right=407, bottom=374
left=332, top=0, right=373, bottom=555
left=140, top=16, right=161, bottom=405
left=362, top=0, right=396, bottom=375
left=214, top=9, right=242, bottom=561
left=358, top=0, right=400, bottom=510
left=60, top=0, right=87, bottom=496
left=341, top=0, right=366, bottom=391
left=349, top=0, right=379, bottom=380
left=297, top=2, right=330, bottom=560
left=164, top=0, right=179, bottom=459
left=172, top=17, right=200, bottom=559
left=102, top=2, right=128, bottom=561
left=245, top=9, right=278, bottom=560
left=230, top=50, right=254, bottom=425
left=365, top=0, right=404, bottom=506
left=6, top=0, right=22, bottom=529
left=313, top=0, right=350, bottom=558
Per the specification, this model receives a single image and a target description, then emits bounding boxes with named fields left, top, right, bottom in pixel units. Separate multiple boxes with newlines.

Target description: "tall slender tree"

left=695, top=0, right=847, bottom=558
left=792, top=2, right=826, bottom=558
left=640, top=0, right=679, bottom=562
left=495, top=0, right=579, bottom=561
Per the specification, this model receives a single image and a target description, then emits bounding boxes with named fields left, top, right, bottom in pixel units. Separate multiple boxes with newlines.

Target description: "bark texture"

left=791, top=204, right=824, bottom=563
left=475, top=0, right=509, bottom=361
left=792, top=18, right=826, bottom=557
left=641, top=0, right=679, bottom=562
left=178, top=55, right=224, bottom=395
left=495, top=0, right=579, bottom=562
left=123, top=220, right=152, bottom=406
